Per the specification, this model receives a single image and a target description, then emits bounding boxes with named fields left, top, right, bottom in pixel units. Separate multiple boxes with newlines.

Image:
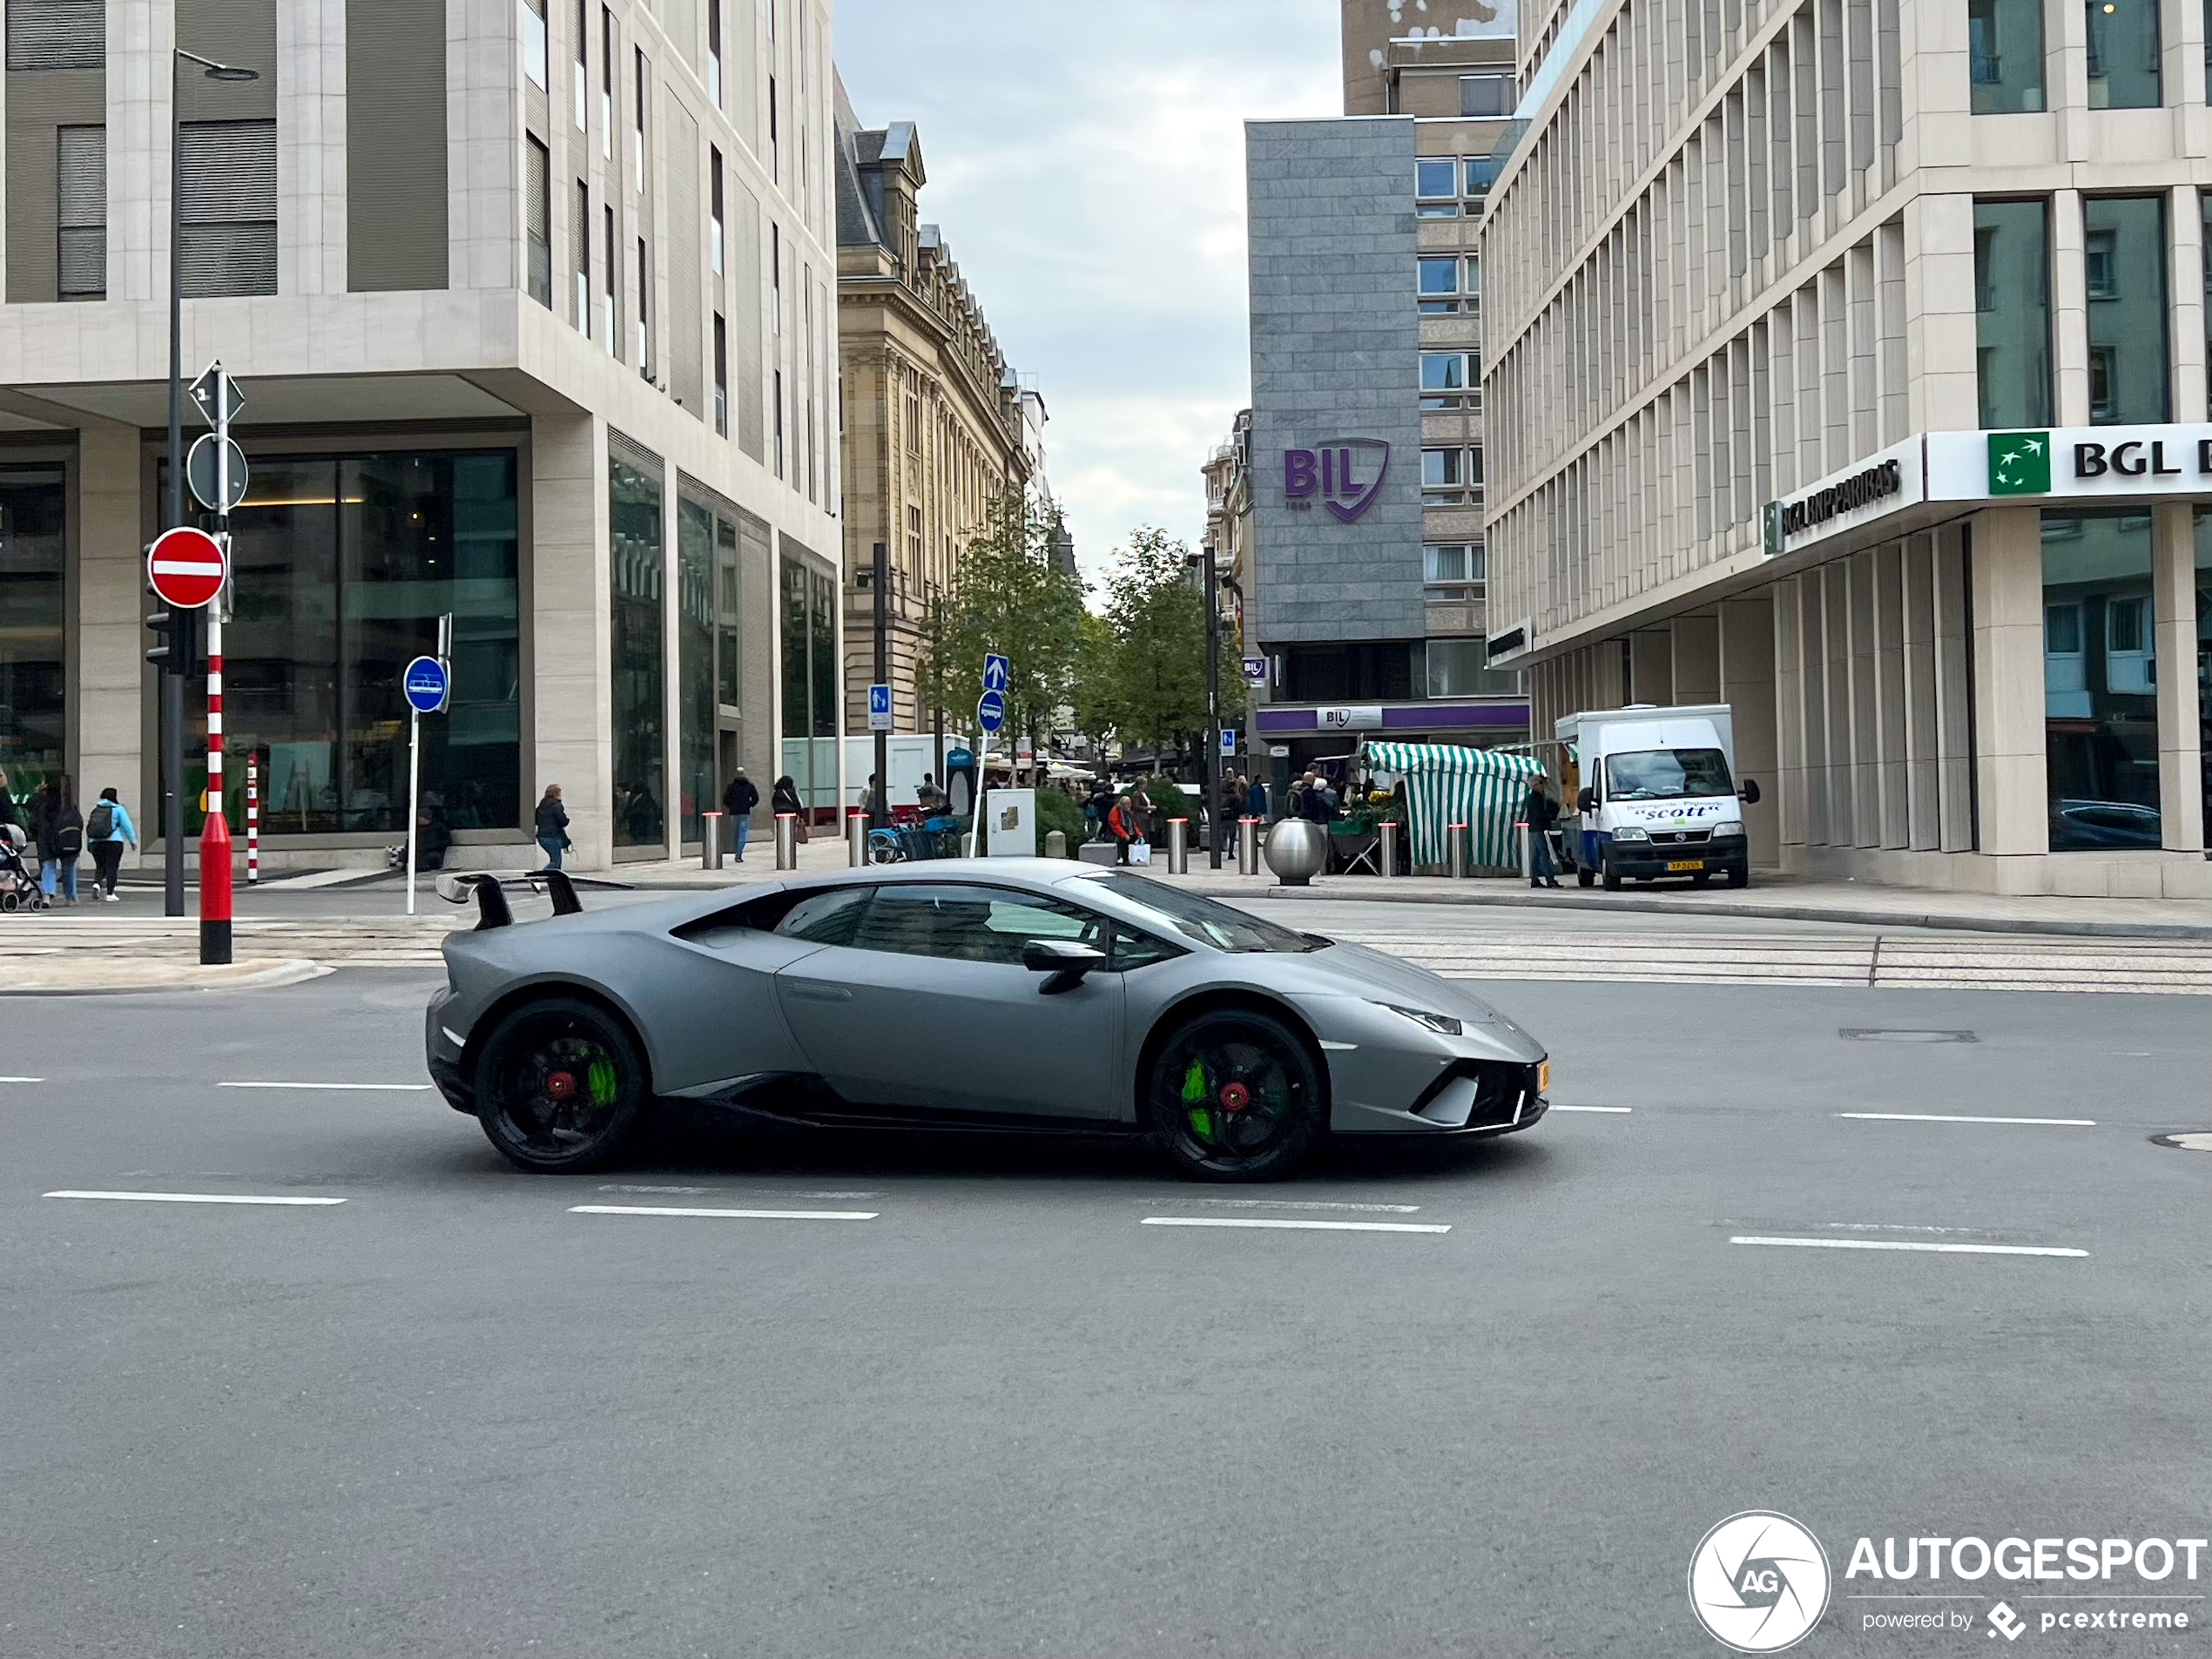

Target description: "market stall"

left=1361, top=741, right=1545, bottom=872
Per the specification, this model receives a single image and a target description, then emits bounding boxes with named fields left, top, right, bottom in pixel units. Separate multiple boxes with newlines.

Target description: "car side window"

left=772, top=887, right=872, bottom=947
left=849, top=884, right=1104, bottom=967
left=1109, top=926, right=1180, bottom=972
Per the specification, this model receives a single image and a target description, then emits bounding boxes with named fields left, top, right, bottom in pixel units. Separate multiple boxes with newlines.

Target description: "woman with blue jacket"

left=86, top=787, right=136, bottom=902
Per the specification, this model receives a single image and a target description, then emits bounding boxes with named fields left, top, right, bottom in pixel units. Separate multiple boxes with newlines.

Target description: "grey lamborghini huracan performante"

left=424, top=860, right=1550, bottom=1183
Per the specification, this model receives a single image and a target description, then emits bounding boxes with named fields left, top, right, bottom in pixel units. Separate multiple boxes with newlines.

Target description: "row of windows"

left=1415, top=156, right=1501, bottom=219
left=1968, top=0, right=2176, bottom=114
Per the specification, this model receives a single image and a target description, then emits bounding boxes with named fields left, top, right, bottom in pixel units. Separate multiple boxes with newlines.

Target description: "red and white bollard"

left=246, top=755, right=259, bottom=885
left=199, top=603, right=232, bottom=964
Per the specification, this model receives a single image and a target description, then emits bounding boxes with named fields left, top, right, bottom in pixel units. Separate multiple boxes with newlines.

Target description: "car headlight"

left=1373, top=1001, right=1463, bottom=1036
left=1611, top=826, right=1649, bottom=842
left=1710, top=820, right=1743, bottom=838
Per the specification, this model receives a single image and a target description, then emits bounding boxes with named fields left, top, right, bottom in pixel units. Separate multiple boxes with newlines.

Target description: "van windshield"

left=1606, top=748, right=1735, bottom=800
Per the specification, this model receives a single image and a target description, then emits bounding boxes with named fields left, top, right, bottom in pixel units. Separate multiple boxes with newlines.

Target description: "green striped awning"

left=1363, top=742, right=1546, bottom=869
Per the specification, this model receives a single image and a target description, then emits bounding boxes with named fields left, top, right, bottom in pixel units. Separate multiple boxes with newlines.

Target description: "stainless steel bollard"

left=1237, top=817, right=1260, bottom=875
left=1166, top=818, right=1188, bottom=874
left=848, top=812, right=868, bottom=867
left=1379, top=820, right=1399, bottom=879
left=701, top=812, right=725, bottom=871
left=775, top=813, right=799, bottom=870
left=1447, top=823, right=1467, bottom=880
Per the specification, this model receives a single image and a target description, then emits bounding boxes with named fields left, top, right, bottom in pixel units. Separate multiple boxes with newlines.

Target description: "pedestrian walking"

left=772, top=775, right=807, bottom=843
left=534, top=784, right=570, bottom=871
left=1523, top=774, right=1562, bottom=889
left=1217, top=775, right=1246, bottom=855
left=85, top=787, right=136, bottom=902
left=1245, top=774, right=1267, bottom=823
left=33, top=777, right=83, bottom=905
left=722, top=767, right=759, bottom=860
left=1107, top=790, right=1138, bottom=864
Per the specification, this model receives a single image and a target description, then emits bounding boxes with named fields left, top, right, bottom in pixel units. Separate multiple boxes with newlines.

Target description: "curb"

left=0, top=959, right=333, bottom=997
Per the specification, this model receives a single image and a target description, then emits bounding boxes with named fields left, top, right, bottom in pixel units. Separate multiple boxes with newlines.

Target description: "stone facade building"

left=1482, top=0, right=2212, bottom=895
left=0, top=0, right=841, bottom=870
left=833, top=83, right=1035, bottom=738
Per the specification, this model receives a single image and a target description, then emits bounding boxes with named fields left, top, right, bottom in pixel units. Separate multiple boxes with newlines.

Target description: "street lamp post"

left=162, top=47, right=259, bottom=919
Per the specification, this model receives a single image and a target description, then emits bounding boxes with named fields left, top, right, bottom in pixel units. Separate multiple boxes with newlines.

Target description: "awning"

left=1363, top=741, right=1545, bottom=868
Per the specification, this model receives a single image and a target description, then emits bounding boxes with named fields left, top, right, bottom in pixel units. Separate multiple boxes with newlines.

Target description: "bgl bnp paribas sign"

left=1284, top=440, right=1390, bottom=522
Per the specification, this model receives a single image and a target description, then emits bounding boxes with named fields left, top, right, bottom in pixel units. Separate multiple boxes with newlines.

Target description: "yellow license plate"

left=1666, top=859, right=1704, bottom=872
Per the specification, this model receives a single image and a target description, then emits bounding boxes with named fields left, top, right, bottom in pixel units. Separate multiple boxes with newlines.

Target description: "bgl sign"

left=1284, top=439, right=1390, bottom=522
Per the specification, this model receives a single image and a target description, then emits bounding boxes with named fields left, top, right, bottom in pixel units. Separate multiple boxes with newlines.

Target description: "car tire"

left=1601, top=857, right=1622, bottom=892
left=472, top=995, right=647, bottom=1173
left=1725, top=866, right=1750, bottom=889
left=1146, top=1008, right=1325, bottom=1183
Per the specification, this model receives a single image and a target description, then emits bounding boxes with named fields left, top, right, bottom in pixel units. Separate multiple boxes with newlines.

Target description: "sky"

left=833, top=1, right=1340, bottom=590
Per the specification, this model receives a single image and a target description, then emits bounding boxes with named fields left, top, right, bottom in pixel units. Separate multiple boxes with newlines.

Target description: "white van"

left=1554, top=705, right=1762, bottom=890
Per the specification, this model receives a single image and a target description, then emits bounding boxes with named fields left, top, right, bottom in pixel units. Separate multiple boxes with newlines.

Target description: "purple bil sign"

left=1285, top=439, right=1391, bottom=522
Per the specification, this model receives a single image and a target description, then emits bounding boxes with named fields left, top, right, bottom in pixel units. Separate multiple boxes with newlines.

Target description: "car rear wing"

left=435, top=870, right=583, bottom=929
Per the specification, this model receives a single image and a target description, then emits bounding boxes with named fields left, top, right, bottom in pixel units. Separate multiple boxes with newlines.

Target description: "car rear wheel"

left=1147, top=1008, right=1324, bottom=1182
left=473, top=996, right=646, bottom=1173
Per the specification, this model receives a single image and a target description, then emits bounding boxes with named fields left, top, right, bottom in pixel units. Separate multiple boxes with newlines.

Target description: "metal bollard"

left=775, top=813, right=799, bottom=870
left=1379, top=821, right=1399, bottom=879
left=847, top=811, right=868, bottom=867
left=701, top=811, right=725, bottom=871
left=1447, top=823, right=1467, bottom=880
left=1237, top=816, right=1260, bottom=875
left=1166, top=818, right=1189, bottom=874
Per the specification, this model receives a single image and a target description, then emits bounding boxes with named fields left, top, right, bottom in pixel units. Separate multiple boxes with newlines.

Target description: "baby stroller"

left=0, top=823, right=50, bottom=911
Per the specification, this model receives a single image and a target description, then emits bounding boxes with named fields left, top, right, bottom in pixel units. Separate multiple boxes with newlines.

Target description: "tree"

left=1096, top=526, right=1209, bottom=765
left=916, top=490, right=1085, bottom=749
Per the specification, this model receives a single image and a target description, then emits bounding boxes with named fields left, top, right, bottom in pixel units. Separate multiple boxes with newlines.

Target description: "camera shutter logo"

left=1688, top=1512, right=1831, bottom=1653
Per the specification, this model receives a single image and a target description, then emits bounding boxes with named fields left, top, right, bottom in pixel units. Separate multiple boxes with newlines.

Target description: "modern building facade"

left=833, top=85, right=1036, bottom=738
left=1482, top=0, right=2211, bottom=895
left=1235, top=4, right=1528, bottom=792
left=0, top=0, right=840, bottom=872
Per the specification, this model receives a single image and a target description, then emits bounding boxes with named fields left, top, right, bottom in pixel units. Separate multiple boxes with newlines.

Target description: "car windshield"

left=1069, top=873, right=1325, bottom=954
left=1606, top=747, right=1735, bottom=800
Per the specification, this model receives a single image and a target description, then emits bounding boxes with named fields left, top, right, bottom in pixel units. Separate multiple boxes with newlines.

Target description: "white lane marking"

left=1837, top=1112, right=2097, bottom=1126
left=1730, top=1235, right=2086, bottom=1258
left=1550, top=1104, right=1632, bottom=1113
left=1142, top=1217, right=1451, bottom=1235
left=1180, top=1197, right=1422, bottom=1213
left=567, top=1204, right=879, bottom=1221
left=0, top=1076, right=44, bottom=1083
left=44, top=1190, right=347, bottom=1207
left=219, top=1081, right=435, bottom=1091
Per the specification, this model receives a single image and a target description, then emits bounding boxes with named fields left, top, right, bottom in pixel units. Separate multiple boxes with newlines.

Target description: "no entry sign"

left=147, top=527, right=227, bottom=610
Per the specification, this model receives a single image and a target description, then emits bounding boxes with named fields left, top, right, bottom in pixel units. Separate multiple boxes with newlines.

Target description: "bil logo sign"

left=1285, top=440, right=1390, bottom=522
left=1688, top=1512, right=1831, bottom=1653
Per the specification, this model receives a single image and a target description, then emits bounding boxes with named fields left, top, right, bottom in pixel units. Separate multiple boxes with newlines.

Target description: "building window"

left=1422, top=543, right=1485, bottom=603
left=707, top=0, right=723, bottom=106
left=573, top=179, right=590, bottom=332
left=1973, top=199, right=2050, bottom=428
left=56, top=124, right=105, bottom=301
left=526, top=138, right=552, bottom=307
left=1280, top=643, right=1416, bottom=704
left=1463, top=155, right=1501, bottom=219
left=1417, top=254, right=1461, bottom=312
left=780, top=553, right=840, bottom=811
left=0, top=466, right=64, bottom=791
left=610, top=455, right=666, bottom=849
left=1426, top=639, right=1521, bottom=698
left=711, top=150, right=725, bottom=275
left=573, top=0, right=588, bottom=131
left=636, top=237, right=651, bottom=372
left=677, top=498, right=719, bottom=844
left=2043, top=509, right=2160, bottom=849
left=602, top=203, right=617, bottom=354
left=1967, top=0, right=2045, bottom=112
left=1415, top=158, right=1459, bottom=216
left=2084, top=195, right=2168, bottom=424
left=774, top=368, right=786, bottom=478
left=2086, top=0, right=2160, bottom=107
left=177, top=121, right=277, bottom=297
left=521, top=0, right=549, bottom=90
left=1420, top=351, right=1475, bottom=410
left=599, top=7, right=615, bottom=158
left=2194, top=510, right=2212, bottom=844
left=1458, top=74, right=1514, bottom=118
left=633, top=47, right=647, bottom=194
left=1421, top=447, right=1480, bottom=505
left=713, top=314, right=728, bottom=435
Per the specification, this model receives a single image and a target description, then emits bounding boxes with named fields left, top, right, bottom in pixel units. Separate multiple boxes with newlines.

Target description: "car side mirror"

left=1022, top=938, right=1106, bottom=994
left=1741, top=779, right=1762, bottom=806
left=1576, top=787, right=1596, bottom=813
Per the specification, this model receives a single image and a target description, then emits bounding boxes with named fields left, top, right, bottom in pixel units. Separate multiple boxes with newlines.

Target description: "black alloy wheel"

left=1147, top=1008, right=1325, bottom=1182
left=473, top=996, right=646, bottom=1173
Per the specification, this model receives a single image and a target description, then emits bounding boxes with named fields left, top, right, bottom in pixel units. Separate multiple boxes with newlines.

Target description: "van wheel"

left=1576, top=868, right=1595, bottom=888
left=1726, top=867, right=1750, bottom=889
left=1601, top=858, right=1622, bottom=892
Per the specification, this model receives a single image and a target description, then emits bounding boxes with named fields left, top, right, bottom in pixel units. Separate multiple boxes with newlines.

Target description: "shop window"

left=2042, top=509, right=2160, bottom=849
left=610, top=455, right=665, bottom=847
left=1426, top=639, right=1522, bottom=698
left=0, top=468, right=65, bottom=792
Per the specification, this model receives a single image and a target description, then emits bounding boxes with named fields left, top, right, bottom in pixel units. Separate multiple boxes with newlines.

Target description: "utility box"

left=985, top=788, right=1037, bottom=858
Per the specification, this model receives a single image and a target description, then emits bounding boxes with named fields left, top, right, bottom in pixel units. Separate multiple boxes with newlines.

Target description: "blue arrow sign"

left=976, top=689, right=1006, bottom=734
left=402, top=655, right=449, bottom=714
left=982, top=652, right=1010, bottom=692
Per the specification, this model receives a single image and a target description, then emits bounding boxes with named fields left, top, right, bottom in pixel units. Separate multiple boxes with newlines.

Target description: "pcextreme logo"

left=1689, top=1512, right=1832, bottom=1653
left=1988, top=430, right=2053, bottom=494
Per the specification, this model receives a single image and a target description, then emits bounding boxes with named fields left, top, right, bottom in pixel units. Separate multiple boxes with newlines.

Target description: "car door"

left=772, top=881, right=1125, bottom=1122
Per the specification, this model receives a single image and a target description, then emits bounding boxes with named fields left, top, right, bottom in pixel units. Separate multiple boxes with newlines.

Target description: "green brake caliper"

left=585, top=1053, right=619, bottom=1106
left=1180, top=1058, right=1212, bottom=1141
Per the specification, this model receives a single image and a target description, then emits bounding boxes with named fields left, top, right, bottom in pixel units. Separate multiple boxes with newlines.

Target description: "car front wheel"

left=1146, top=1008, right=1325, bottom=1182
left=473, top=995, right=646, bottom=1173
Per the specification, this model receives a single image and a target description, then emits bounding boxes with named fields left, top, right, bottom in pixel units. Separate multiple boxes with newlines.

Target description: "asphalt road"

left=2, top=950, right=2206, bottom=1658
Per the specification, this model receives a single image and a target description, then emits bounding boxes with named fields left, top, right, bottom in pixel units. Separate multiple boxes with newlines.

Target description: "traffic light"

left=145, top=604, right=199, bottom=676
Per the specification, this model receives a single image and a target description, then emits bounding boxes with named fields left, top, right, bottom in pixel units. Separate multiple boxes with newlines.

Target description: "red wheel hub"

left=1218, top=1081, right=1251, bottom=1113
left=543, top=1069, right=577, bottom=1102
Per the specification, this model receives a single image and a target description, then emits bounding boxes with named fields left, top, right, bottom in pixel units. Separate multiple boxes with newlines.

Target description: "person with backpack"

left=721, top=768, right=759, bottom=861
left=32, top=777, right=84, bottom=905
left=85, top=787, right=136, bottom=902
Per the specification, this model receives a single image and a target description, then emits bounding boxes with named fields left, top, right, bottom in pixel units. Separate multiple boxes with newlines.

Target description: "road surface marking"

left=1142, top=1217, right=1451, bottom=1235
left=567, top=1204, right=879, bottom=1221
left=44, top=1190, right=347, bottom=1207
left=0, top=1076, right=43, bottom=1083
left=1179, top=1197, right=1422, bottom=1213
left=1836, top=1112, right=2097, bottom=1126
left=1730, top=1234, right=2086, bottom=1258
left=1550, top=1104, right=1632, bottom=1113
left=219, top=1081, right=435, bottom=1091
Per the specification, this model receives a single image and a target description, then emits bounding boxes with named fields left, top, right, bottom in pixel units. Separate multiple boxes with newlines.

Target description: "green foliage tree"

left=915, top=491, right=1085, bottom=749
left=1096, top=526, right=1209, bottom=766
